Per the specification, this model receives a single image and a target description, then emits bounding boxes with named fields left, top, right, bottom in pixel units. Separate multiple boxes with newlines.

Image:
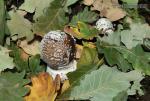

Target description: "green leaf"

left=113, top=91, right=128, bottom=101
left=98, top=30, right=121, bottom=46
left=98, top=41, right=150, bottom=75
left=68, top=46, right=101, bottom=84
left=63, top=0, right=79, bottom=12
left=117, top=45, right=150, bottom=75
left=100, top=46, right=132, bottom=72
left=19, top=0, right=54, bottom=20
left=121, top=0, right=138, bottom=4
left=0, top=0, right=5, bottom=44
left=11, top=46, right=29, bottom=72
left=96, top=39, right=132, bottom=72
left=10, top=45, right=44, bottom=75
left=0, top=72, right=30, bottom=101
left=70, top=7, right=98, bottom=26
left=0, top=46, right=14, bottom=72
left=60, top=65, right=143, bottom=101
left=70, top=22, right=99, bottom=39
left=7, top=10, right=34, bottom=41
left=121, top=23, right=150, bottom=49
left=33, top=0, right=68, bottom=35
left=29, top=55, right=45, bottom=74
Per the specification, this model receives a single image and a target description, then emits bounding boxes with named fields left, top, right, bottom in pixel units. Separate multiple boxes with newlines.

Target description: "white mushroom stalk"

left=95, top=18, right=114, bottom=35
left=40, top=30, right=77, bottom=81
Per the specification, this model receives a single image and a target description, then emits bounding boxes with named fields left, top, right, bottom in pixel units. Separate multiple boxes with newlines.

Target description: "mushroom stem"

left=46, top=60, right=77, bottom=81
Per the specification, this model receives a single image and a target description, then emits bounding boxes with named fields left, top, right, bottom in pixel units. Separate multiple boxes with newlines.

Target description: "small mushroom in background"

left=95, top=18, right=114, bottom=35
left=40, top=30, right=77, bottom=81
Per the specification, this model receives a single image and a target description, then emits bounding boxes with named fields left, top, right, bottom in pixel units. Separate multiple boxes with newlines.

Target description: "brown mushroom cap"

left=40, top=30, right=75, bottom=70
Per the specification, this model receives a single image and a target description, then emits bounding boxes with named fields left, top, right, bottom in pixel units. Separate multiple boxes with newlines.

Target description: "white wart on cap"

left=40, top=30, right=75, bottom=70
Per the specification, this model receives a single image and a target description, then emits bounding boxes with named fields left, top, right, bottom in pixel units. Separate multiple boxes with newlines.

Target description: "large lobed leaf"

left=7, top=10, right=34, bottom=41
left=33, top=0, right=68, bottom=36
left=97, top=40, right=150, bottom=75
left=19, top=0, right=54, bottom=20
left=0, top=72, right=30, bottom=101
left=121, top=23, right=150, bottom=49
left=70, top=7, right=98, bottom=26
left=25, top=72, right=60, bottom=101
left=66, top=21, right=99, bottom=39
left=59, top=65, right=143, bottom=101
left=0, top=46, right=14, bottom=72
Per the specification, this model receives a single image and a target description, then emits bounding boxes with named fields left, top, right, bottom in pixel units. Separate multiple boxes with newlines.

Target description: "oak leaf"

left=25, top=72, right=61, bottom=101
left=84, top=0, right=126, bottom=21
left=18, top=40, right=40, bottom=55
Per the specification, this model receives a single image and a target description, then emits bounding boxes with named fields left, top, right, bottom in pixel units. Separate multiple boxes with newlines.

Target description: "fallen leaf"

left=25, top=72, right=61, bottom=101
left=82, top=42, right=96, bottom=48
left=75, top=44, right=83, bottom=59
left=83, top=0, right=94, bottom=6
left=64, top=22, right=98, bottom=39
left=70, top=7, right=98, bottom=26
left=121, top=23, right=150, bottom=49
left=0, top=71, right=30, bottom=101
left=20, top=49, right=29, bottom=61
left=18, top=40, right=40, bottom=55
left=61, top=80, right=70, bottom=94
left=19, top=0, right=54, bottom=20
left=7, top=10, right=34, bottom=41
left=33, top=0, right=68, bottom=36
left=104, top=7, right=126, bottom=21
left=59, top=65, right=143, bottom=101
left=87, top=0, right=126, bottom=21
left=0, top=45, right=14, bottom=72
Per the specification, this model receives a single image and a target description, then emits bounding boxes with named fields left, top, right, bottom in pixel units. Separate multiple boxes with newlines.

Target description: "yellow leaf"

left=83, top=42, right=96, bottom=48
left=24, top=72, right=61, bottom=101
left=61, top=80, right=70, bottom=94
left=75, top=44, right=83, bottom=59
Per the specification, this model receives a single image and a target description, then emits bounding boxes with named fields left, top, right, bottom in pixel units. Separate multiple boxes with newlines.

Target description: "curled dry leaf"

left=61, top=80, right=70, bottom=94
left=104, top=7, right=126, bottom=21
left=25, top=72, right=61, bottom=101
left=84, top=0, right=126, bottom=21
left=64, top=22, right=98, bottom=39
left=83, top=0, right=94, bottom=6
left=20, top=49, right=29, bottom=61
left=18, top=40, right=40, bottom=55
left=75, top=44, right=83, bottom=59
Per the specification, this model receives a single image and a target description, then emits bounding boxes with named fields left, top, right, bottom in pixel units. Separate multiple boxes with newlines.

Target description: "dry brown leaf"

left=24, top=72, right=61, bottom=101
left=87, top=0, right=126, bottom=21
left=64, top=26, right=78, bottom=38
left=75, top=44, right=83, bottom=59
left=20, top=49, right=29, bottom=61
left=18, top=40, right=40, bottom=55
left=83, top=0, right=94, bottom=6
left=105, top=7, right=126, bottom=21
left=61, top=80, right=70, bottom=94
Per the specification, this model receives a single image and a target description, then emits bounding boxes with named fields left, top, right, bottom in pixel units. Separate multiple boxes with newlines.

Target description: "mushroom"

left=40, top=30, right=77, bottom=81
left=95, top=18, right=114, bottom=35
